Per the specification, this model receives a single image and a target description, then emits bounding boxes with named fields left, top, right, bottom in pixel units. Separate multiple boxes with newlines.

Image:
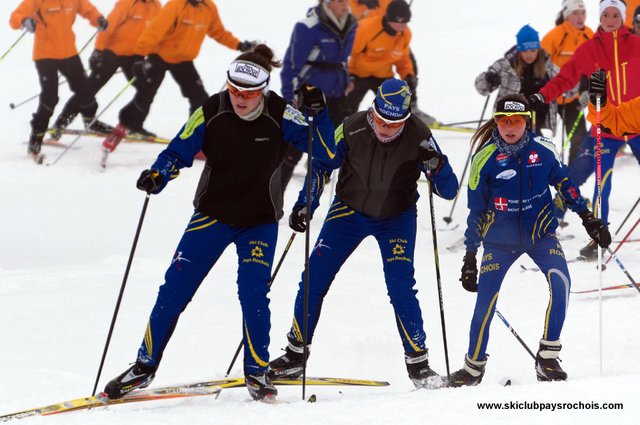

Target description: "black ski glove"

left=528, top=92, right=546, bottom=109
left=484, top=71, right=501, bottom=87
left=419, top=139, right=445, bottom=174
left=579, top=210, right=611, bottom=249
left=136, top=169, right=164, bottom=194
left=289, top=205, right=311, bottom=233
left=589, top=69, right=607, bottom=107
left=97, top=16, right=109, bottom=31
left=237, top=40, right=256, bottom=52
left=460, top=251, right=478, bottom=292
left=89, top=49, right=104, bottom=70
left=22, top=18, right=36, bottom=33
left=298, top=84, right=326, bottom=115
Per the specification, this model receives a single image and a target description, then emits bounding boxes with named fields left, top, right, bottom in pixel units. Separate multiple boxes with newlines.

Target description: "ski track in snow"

left=0, top=1, right=638, bottom=424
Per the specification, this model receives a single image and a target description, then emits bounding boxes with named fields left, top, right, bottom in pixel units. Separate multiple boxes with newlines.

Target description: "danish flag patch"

left=494, top=197, right=508, bottom=212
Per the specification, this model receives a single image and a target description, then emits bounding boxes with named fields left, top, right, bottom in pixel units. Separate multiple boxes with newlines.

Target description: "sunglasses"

left=226, top=82, right=262, bottom=99
left=494, top=114, right=528, bottom=127
left=371, top=108, right=407, bottom=129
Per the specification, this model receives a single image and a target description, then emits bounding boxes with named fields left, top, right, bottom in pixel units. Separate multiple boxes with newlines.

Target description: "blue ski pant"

left=562, top=134, right=640, bottom=223
left=137, top=211, right=277, bottom=374
left=467, top=236, right=571, bottom=361
left=286, top=199, right=428, bottom=354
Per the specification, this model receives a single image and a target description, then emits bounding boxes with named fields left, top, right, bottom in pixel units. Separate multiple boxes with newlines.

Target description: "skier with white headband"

left=103, top=44, right=336, bottom=402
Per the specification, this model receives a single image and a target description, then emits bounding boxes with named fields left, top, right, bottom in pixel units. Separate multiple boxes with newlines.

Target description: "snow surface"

left=1, top=1, right=639, bottom=424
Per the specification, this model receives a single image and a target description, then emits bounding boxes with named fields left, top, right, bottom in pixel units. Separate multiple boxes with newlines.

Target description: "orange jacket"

left=588, top=97, right=640, bottom=136
left=10, top=0, right=103, bottom=60
left=95, top=0, right=161, bottom=56
left=541, top=21, right=593, bottom=104
left=625, top=0, right=640, bottom=28
left=349, top=0, right=391, bottom=21
left=134, top=0, right=239, bottom=64
left=348, top=16, right=414, bottom=79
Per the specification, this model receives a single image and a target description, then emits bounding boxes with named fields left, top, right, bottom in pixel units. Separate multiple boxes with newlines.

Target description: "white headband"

left=599, top=0, right=626, bottom=18
left=227, top=60, right=270, bottom=90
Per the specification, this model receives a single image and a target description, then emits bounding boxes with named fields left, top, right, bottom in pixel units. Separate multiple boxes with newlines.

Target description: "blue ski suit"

left=135, top=90, right=336, bottom=375
left=463, top=130, right=589, bottom=362
left=283, top=111, right=458, bottom=355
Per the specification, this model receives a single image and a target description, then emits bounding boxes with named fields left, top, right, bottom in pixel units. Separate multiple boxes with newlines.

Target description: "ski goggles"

left=493, top=112, right=531, bottom=127
left=371, top=107, right=409, bottom=129
left=226, top=81, right=263, bottom=99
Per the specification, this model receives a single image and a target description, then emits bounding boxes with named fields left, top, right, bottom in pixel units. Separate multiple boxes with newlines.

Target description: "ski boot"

left=84, top=116, right=115, bottom=134
left=405, top=350, right=443, bottom=389
left=27, top=131, right=45, bottom=164
left=50, top=112, right=77, bottom=140
left=535, top=339, right=567, bottom=381
left=269, top=336, right=308, bottom=380
left=448, top=355, right=486, bottom=387
left=245, top=371, right=278, bottom=401
left=579, top=240, right=598, bottom=261
left=127, top=126, right=156, bottom=138
left=103, top=361, right=157, bottom=399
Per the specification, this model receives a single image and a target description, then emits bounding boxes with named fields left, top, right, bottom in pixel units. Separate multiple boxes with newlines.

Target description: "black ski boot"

left=536, top=339, right=567, bottom=381
left=127, top=126, right=156, bottom=138
left=50, top=112, right=77, bottom=140
left=27, top=131, right=44, bottom=155
left=579, top=240, right=599, bottom=261
left=405, top=350, right=443, bottom=389
left=245, top=371, right=278, bottom=401
left=84, top=116, right=115, bottom=134
left=104, top=361, right=157, bottom=399
left=269, top=336, right=308, bottom=380
left=448, top=355, right=486, bottom=387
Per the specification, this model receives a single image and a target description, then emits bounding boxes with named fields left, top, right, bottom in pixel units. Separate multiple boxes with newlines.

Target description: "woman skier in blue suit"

left=450, top=94, right=611, bottom=387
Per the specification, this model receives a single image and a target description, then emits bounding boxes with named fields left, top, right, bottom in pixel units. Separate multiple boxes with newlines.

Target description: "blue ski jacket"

left=281, top=6, right=357, bottom=102
left=464, top=131, right=588, bottom=252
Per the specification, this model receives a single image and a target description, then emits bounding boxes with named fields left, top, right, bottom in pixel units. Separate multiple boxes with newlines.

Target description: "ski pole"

left=78, top=29, right=99, bottom=56
left=605, top=215, right=640, bottom=266
left=10, top=68, right=119, bottom=110
left=495, top=310, right=536, bottom=360
left=611, top=194, right=640, bottom=237
left=562, top=110, right=584, bottom=152
left=224, top=232, right=297, bottom=376
left=440, top=119, right=489, bottom=127
left=91, top=194, right=151, bottom=396
left=560, top=95, right=567, bottom=162
left=425, top=169, right=451, bottom=380
left=301, top=113, right=314, bottom=401
left=605, top=247, right=640, bottom=294
left=47, top=77, right=136, bottom=166
left=595, top=93, right=604, bottom=377
left=0, top=30, right=27, bottom=63
left=442, top=94, right=490, bottom=225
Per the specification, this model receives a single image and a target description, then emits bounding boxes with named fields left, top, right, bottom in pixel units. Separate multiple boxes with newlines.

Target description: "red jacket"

left=540, top=27, right=640, bottom=140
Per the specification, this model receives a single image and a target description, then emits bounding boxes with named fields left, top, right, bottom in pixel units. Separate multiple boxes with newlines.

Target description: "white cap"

left=226, top=60, right=270, bottom=90
left=599, top=0, right=626, bottom=19
left=562, top=0, right=585, bottom=19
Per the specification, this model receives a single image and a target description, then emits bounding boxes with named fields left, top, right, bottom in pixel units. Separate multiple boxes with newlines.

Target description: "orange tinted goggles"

left=495, top=115, right=527, bottom=127
left=226, top=82, right=262, bottom=99
left=371, top=110, right=405, bottom=129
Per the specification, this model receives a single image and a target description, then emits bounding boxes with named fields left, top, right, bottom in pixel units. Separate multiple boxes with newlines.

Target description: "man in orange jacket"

left=10, top=0, right=109, bottom=160
left=345, top=0, right=417, bottom=115
left=103, top=0, right=255, bottom=151
left=50, top=0, right=162, bottom=139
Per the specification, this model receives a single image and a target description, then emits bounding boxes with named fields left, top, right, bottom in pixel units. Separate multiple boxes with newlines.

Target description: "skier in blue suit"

left=280, top=0, right=357, bottom=190
left=269, top=78, right=459, bottom=389
left=449, top=94, right=611, bottom=387
left=103, top=45, right=336, bottom=402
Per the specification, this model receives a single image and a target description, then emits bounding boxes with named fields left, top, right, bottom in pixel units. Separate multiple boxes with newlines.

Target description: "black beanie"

left=386, top=0, right=411, bottom=23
